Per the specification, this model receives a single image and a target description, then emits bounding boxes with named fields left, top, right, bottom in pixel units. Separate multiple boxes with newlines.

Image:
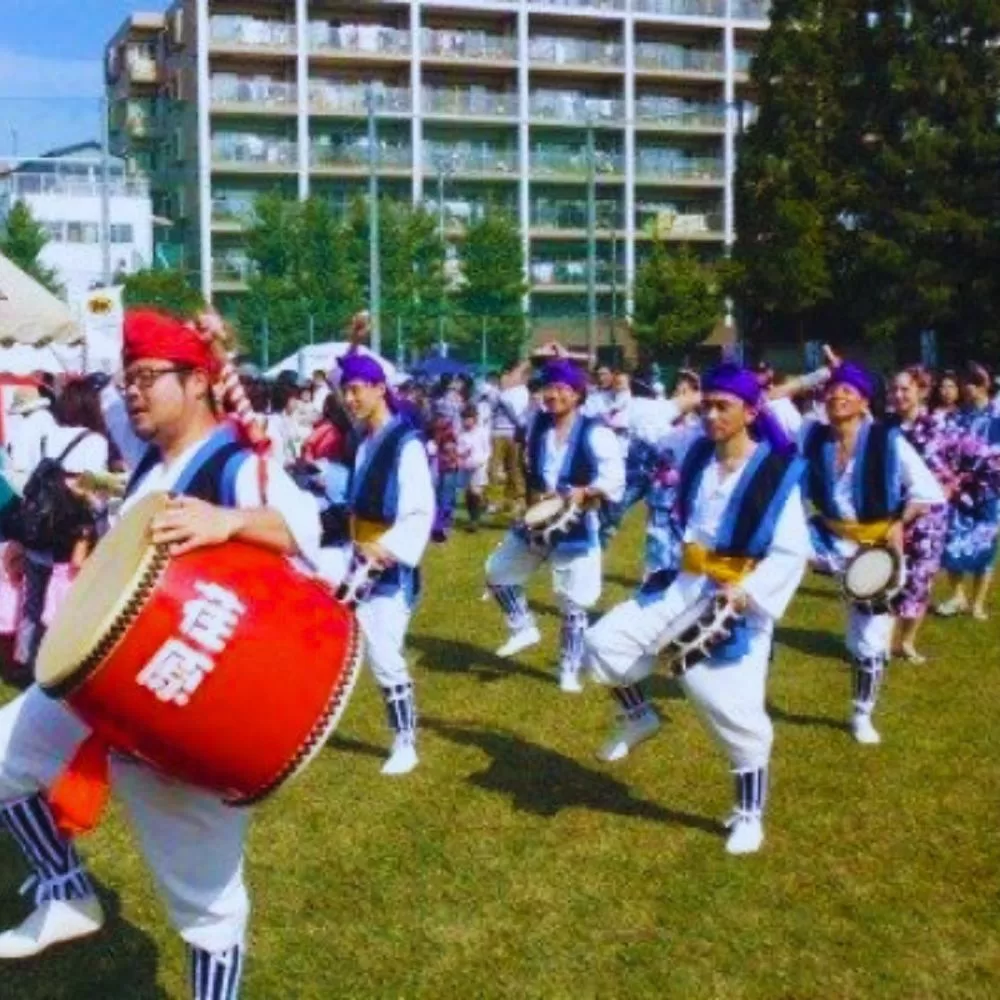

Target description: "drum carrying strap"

left=823, top=518, right=893, bottom=546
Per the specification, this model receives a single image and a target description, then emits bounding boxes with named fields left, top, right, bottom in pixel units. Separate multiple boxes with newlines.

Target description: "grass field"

left=1, top=510, right=999, bottom=999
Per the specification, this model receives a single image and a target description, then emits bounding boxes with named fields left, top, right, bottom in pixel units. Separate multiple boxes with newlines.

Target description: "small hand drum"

left=842, top=544, right=905, bottom=615
left=656, top=592, right=740, bottom=677
left=521, top=495, right=582, bottom=549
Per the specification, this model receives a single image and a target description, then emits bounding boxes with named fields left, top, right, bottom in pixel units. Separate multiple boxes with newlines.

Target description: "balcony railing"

left=213, top=253, right=254, bottom=284
left=733, top=0, right=770, bottom=20
left=210, top=15, right=295, bottom=49
left=212, top=134, right=298, bottom=167
left=423, top=87, right=519, bottom=118
left=422, top=29, right=517, bottom=61
left=125, top=50, right=159, bottom=84
left=212, top=195, right=255, bottom=224
left=531, top=146, right=625, bottom=176
left=632, top=0, right=725, bottom=16
left=529, top=0, right=626, bottom=12
left=310, top=82, right=412, bottom=115
left=634, top=43, right=724, bottom=74
left=4, top=172, right=149, bottom=199
left=530, top=260, right=626, bottom=286
left=309, top=23, right=411, bottom=56
left=424, top=144, right=518, bottom=174
left=529, top=36, right=625, bottom=68
left=636, top=204, right=725, bottom=235
left=635, top=98, right=726, bottom=128
left=211, top=77, right=297, bottom=108
left=529, top=91, right=625, bottom=123
left=312, top=140, right=412, bottom=170
left=531, top=200, right=623, bottom=230
left=734, top=49, right=755, bottom=73
left=634, top=153, right=725, bottom=180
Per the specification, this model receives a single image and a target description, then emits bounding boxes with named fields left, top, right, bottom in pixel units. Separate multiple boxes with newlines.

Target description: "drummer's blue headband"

left=541, top=360, right=587, bottom=395
left=828, top=363, right=874, bottom=401
left=339, top=352, right=386, bottom=386
left=702, top=363, right=761, bottom=408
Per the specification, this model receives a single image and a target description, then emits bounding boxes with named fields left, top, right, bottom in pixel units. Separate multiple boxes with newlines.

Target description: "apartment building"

left=0, top=143, right=154, bottom=303
left=105, top=0, right=766, bottom=331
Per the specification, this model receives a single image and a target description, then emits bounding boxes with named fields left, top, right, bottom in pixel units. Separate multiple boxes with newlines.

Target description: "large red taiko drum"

left=35, top=493, right=361, bottom=804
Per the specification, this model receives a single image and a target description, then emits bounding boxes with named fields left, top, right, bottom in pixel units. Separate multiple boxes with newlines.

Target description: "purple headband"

left=828, top=363, right=874, bottom=401
left=541, top=359, right=588, bottom=395
left=701, top=363, right=762, bottom=408
left=702, top=363, right=794, bottom=456
left=338, top=351, right=387, bottom=386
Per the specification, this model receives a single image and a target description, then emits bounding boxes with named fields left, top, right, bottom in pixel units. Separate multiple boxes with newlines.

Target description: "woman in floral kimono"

left=936, top=364, right=1000, bottom=620
left=888, top=369, right=954, bottom=661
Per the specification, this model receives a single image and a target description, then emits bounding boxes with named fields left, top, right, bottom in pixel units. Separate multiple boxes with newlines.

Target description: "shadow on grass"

left=775, top=625, right=847, bottom=662
left=767, top=699, right=849, bottom=735
left=423, top=717, right=723, bottom=837
left=325, top=733, right=387, bottom=760
left=0, top=844, right=167, bottom=999
left=411, top=634, right=552, bottom=686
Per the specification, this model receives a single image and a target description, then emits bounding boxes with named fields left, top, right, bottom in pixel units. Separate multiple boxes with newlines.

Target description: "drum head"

left=844, top=547, right=896, bottom=599
left=523, top=496, right=566, bottom=528
left=36, top=493, right=169, bottom=688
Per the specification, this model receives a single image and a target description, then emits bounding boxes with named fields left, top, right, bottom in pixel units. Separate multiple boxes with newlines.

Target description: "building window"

left=41, top=221, right=64, bottom=242
left=82, top=223, right=100, bottom=244
left=110, top=223, right=134, bottom=244
left=67, top=222, right=84, bottom=243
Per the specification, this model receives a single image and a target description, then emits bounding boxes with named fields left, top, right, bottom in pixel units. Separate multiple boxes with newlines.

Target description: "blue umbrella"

left=411, top=356, right=472, bottom=379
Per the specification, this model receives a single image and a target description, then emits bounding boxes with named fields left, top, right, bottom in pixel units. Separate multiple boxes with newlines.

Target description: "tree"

left=456, top=207, right=527, bottom=367
left=0, top=201, right=62, bottom=296
left=732, top=0, right=1000, bottom=357
left=344, top=197, right=448, bottom=356
left=239, top=193, right=360, bottom=364
left=122, top=267, right=205, bottom=316
left=632, top=244, right=723, bottom=363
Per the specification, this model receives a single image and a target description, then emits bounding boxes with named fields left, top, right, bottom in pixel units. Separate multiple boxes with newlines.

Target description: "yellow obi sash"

left=823, top=518, right=893, bottom=546
left=351, top=517, right=387, bottom=545
left=681, top=543, right=757, bottom=586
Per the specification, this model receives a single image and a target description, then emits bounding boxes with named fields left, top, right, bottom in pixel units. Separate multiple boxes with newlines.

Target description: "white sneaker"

left=724, top=815, right=764, bottom=856
left=597, top=711, right=660, bottom=762
left=495, top=626, right=541, bottom=659
left=558, top=669, right=584, bottom=694
left=936, top=594, right=969, bottom=617
left=381, top=736, right=419, bottom=776
left=0, top=895, right=104, bottom=959
left=851, top=712, right=881, bottom=745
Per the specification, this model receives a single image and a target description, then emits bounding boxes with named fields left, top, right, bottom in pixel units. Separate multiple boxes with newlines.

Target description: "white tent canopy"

left=0, top=342, right=84, bottom=376
left=266, top=342, right=401, bottom=385
left=0, top=251, right=81, bottom=346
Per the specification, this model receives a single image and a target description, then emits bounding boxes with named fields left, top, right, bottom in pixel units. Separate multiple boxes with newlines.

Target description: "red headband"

left=122, top=309, right=221, bottom=379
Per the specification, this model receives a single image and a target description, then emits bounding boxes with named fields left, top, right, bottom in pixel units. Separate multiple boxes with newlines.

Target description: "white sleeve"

left=234, top=456, right=323, bottom=566
left=897, top=436, right=946, bottom=505
left=589, top=424, right=626, bottom=503
left=766, top=397, right=803, bottom=439
left=375, top=439, right=435, bottom=567
left=100, top=383, right=146, bottom=470
left=629, top=398, right=682, bottom=444
left=741, top=484, right=811, bottom=621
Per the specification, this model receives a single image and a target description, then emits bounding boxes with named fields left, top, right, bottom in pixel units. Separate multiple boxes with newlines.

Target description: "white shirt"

left=352, top=434, right=434, bottom=568
left=540, top=417, right=625, bottom=503
left=458, top=424, right=491, bottom=470
left=101, top=383, right=147, bottom=470
left=799, top=419, right=946, bottom=523
left=766, top=396, right=803, bottom=440
left=41, top=426, right=109, bottom=476
left=6, top=407, right=58, bottom=478
left=629, top=398, right=683, bottom=445
left=119, top=429, right=322, bottom=566
left=684, top=450, right=810, bottom=622
left=492, top=385, right=530, bottom=437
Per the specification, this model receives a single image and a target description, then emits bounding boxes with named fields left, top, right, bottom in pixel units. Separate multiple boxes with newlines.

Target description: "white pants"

left=0, top=687, right=249, bottom=953
left=846, top=605, right=894, bottom=660
left=316, top=547, right=415, bottom=688
left=485, top=532, right=603, bottom=612
left=586, top=575, right=774, bottom=771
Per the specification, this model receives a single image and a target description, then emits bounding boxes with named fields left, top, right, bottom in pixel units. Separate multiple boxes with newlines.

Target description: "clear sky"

left=0, top=0, right=157, bottom=159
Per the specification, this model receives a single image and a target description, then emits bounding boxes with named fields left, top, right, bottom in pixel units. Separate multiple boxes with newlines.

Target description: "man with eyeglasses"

left=0, top=309, right=320, bottom=1000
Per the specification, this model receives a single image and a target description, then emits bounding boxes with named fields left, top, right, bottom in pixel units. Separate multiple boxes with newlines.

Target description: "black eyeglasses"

left=117, top=366, right=191, bottom=391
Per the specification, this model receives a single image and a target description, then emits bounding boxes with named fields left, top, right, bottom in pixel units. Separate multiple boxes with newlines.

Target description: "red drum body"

left=35, top=493, right=361, bottom=805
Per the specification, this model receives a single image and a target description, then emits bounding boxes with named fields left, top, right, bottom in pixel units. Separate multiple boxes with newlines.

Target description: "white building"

left=0, top=142, right=153, bottom=303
